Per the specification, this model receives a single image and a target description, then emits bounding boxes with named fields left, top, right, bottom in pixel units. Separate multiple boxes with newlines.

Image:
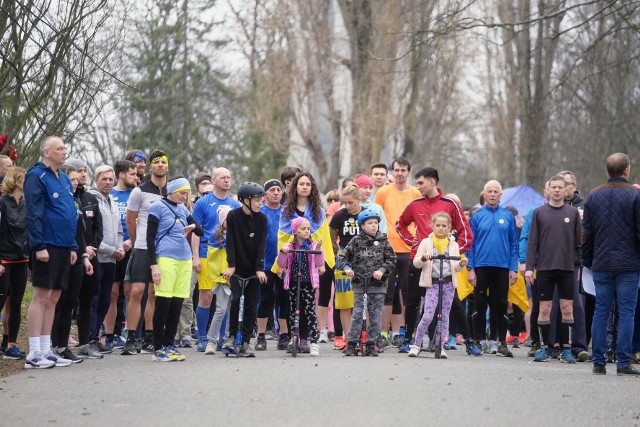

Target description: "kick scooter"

left=432, top=254, right=460, bottom=359
left=223, top=275, right=257, bottom=358
left=287, top=248, right=322, bottom=357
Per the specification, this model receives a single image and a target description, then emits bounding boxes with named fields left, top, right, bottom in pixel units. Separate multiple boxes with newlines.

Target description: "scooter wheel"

left=292, top=336, right=298, bottom=358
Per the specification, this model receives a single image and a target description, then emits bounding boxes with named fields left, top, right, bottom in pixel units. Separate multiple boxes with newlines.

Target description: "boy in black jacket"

left=221, top=182, right=267, bottom=355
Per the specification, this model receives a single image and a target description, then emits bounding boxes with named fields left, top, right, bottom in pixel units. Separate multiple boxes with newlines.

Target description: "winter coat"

left=413, top=234, right=463, bottom=288
left=277, top=241, right=324, bottom=290
left=89, top=189, right=123, bottom=264
left=337, top=231, right=396, bottom=294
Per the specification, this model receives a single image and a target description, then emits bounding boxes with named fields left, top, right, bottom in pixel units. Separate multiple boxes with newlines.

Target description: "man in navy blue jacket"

left=583, top=153, right=640, bottom=376
left=24, top=136, right=78, bottom=369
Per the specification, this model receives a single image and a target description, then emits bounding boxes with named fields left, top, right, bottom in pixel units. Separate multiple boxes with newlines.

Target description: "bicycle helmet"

left=237, top=182, right=265, bottom=201
left=357, top=209, right=380, bottom=226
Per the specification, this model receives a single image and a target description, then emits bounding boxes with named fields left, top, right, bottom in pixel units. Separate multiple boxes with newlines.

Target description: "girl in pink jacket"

left=277, top=217, right=325, bottom=356
left=408, top=212, right=467, bottom=358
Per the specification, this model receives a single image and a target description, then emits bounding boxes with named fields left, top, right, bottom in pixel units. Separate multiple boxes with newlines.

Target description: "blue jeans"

left=592, top=271, right=640, bottom=368
left=633, top=286, right=640, bottom=353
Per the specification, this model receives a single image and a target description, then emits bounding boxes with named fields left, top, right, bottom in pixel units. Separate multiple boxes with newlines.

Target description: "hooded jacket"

left=277, top=240, right=324, bottom=290
left=337, top=231, right=397, bottom=294
left=89, top=188, right=123, bottom=263
left=413, top=234, right=464, bottom=288
left=0, top=194, right=28, bottom=261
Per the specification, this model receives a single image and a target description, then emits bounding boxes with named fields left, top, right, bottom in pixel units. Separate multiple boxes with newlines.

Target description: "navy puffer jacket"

left=581, top=177, right=640, bottom=271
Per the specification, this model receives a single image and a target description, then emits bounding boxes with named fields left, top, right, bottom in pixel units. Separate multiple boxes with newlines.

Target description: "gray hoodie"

left=89, top=189, right=123, bottom=263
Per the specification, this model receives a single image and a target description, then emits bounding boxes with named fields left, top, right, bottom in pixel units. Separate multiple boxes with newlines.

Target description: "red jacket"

left=396, top=189, right=473, bottom=259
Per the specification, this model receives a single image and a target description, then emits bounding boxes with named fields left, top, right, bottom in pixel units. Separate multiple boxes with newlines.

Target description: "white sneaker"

left=24, top=351, right=55, bottom=369
left=439, top=349, right=448, bottom=359
left=408, top=345, right=421, bottom=357
left=45, top=351, right=72, bottom=367
left=489, top=341, right=498, bottom=354
left=204, top=342, right=217, bottom=355
left=318, top=329, right=329, bottom=343
left=310, top=343, right=320, bottom=357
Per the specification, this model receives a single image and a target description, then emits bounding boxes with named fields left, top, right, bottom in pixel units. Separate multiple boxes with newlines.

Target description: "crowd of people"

left=0, top=136, right=639, bottom=376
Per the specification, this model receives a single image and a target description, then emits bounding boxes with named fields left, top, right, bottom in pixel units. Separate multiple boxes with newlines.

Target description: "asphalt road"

left=2, top=342, right=639, bottom=426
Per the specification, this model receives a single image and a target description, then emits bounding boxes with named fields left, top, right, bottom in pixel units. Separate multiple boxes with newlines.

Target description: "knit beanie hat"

left=354, top=175, right=373, bottom=188
left=291, top=217, right=310, bottom=235
left=264, top=179, right=283, bottom=192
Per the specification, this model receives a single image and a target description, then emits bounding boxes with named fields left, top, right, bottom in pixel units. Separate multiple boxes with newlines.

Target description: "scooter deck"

left=221, top=347, right=256, bottom=357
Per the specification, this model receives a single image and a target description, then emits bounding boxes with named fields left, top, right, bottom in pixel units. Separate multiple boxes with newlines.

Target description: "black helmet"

left=237, top=182, right=265, bottom=201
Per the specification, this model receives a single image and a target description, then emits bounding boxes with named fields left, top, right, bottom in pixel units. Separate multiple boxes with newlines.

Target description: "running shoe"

left=617, top=365, right=640, bottom=376
left=518, top=332, right=528, bottom=344
left=489, top=341, right=498, bottom=354
left=577, top=350, right=589, bottom=362
left=447, top=335, right=457, bottom=350
left=377, top=335, right=390, bottom=349
left=318, top=329, right=329, bottom=343
left=92, top=340, right=113, bottom=354
left=439, top=349, right=448, bottom=359
left=344, top=343, right=357, bottom=356
left=45, top=351, right=72, bottom=367
left=333, top=336, right=347, bottom=350
left=512, top=338, right=520, bottom=348
left=240, top=342, right=254, bottom=356
left=3, top=345, right=26, bottom=360
left=550, top=346, right=562, bottom=360
left=299, top=339, right=310, bottom=353
left=391, top=334, right=404, bottom=347
left=592, top=364, right=606, bottom=375
left=398, top=339, right=412, bottom=354
left=135, top=338, right=143, bottom=354
left=534, top=347, right=550, bottom=362
left=465, top=340, right=482, bottom=356
left=204, top=341, right=217, bottom=355
left=181, top=339, right=192, bottom=348
left=255, top=336, right=267, bottom=351
left=80, top=343, right=104, bottom=359
left=57, top=348, right=83, bottom=364
left=310, top=343, right=320, bottom=357
left=524, top=336, right=533, bottom=347
left=407, top=345, right=420, bottom=357
left=197, top=337, right=208, bottom=352
left=277, top=334, right=289, bottom=350
left=505, top=335, right=516, bottom=344
left=152, top=348, right=173, bottom=362
left=559, top=348, right=576, bottom=364
left=165, top=345, right=186, bottom=361
left=497, top=342, right=513, bottom=357
left=24, top=351, right=55, bottom=369
left=222, top=336, right=235, bottom=351
left=120, top=340, right=137, bottom=356
left=141, top=342, right=155, bottom=354
left=112, top=335, right=126, bottom=349
left=527, top=342, right=540, bottom=357
left=482, top=341, right=490, bottom=354
left=367, top=343, right=379, bottom=357
left=102, top=337, right=115, bottom=353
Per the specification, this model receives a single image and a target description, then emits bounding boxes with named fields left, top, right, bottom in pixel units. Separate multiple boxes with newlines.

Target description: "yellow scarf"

left=433, top=235, right=448, bottom=254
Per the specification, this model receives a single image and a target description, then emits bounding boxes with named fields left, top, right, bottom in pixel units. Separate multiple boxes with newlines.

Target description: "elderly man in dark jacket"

left=582, top=153, right=640, bottom=376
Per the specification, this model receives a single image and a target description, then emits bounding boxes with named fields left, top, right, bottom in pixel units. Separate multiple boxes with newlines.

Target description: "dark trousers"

left=229, top=275, right=259, bottom=343
left=91, top=262, right=116, bottom=341
left=52, top=261, right=84, bottom=348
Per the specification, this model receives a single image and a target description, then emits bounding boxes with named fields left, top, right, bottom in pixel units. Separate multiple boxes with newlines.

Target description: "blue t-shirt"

left=260, top=204, right=283, bottom=270
left=111, top=188, right=133, bottom=241
left=148, top=200, right=192, bottom=260
left=192, top=193, right=241, bottom=256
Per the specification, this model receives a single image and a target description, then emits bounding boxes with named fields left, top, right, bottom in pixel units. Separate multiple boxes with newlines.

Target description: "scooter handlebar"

left=431, top=254, right=461, bottom=261
left=282, top=249, right=323, bottom=254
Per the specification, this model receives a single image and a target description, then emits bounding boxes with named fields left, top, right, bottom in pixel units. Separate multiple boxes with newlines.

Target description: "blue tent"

left=499, top=184, right=544, bottom=217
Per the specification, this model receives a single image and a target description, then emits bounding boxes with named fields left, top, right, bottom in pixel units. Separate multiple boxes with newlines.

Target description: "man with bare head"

left=369, top=162, right=388, bottom=201
left=24, top=136, right=78, bottom=368
left=467, top=180, right=519, bottom=358
left=191, top=167, right=240, bottom=352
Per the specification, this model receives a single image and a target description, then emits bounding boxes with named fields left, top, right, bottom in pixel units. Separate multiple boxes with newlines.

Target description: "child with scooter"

left=408, top=212, right=467, bottom=358
left=337, top=210, right=396, bottom=356
left=221, top=182, right=268, bottom=357
left=277, top=217, right=325, bottom=357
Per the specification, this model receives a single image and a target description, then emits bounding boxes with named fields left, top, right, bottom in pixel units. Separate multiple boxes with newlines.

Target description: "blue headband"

left=167, top=177, right=190, bottom=194
left=132, top=152, right=146, bottom=163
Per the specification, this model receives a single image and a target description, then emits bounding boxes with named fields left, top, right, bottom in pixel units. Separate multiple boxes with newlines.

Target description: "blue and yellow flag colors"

left=271, top=205, right=335, bottom=273
left=456, top=264, right=530, bottom=312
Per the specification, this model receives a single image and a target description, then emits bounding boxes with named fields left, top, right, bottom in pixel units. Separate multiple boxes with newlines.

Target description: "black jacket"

left=75, top=186, right=103, bottom=251
left=0, top=194, right=28, bottom=261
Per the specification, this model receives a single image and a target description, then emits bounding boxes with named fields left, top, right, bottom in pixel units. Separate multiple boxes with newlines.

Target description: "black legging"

left=472, top=267, right=509, bottom=342
left=78, top=259, right=100, bottom=345
left=317, top=263, right=333, bottom=307
left=52, top=261, right=84, bottom=348
left=153, top=296, right=184, bottom=350
left=0, top=262, right=28, bottom=342
left=530, top=279, right=540, bottom=345
left=257, top=271, right=289, bottom=321
left=385, top=253, right=410, bottom=315
left=448, top=292, right=471, bottom=338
